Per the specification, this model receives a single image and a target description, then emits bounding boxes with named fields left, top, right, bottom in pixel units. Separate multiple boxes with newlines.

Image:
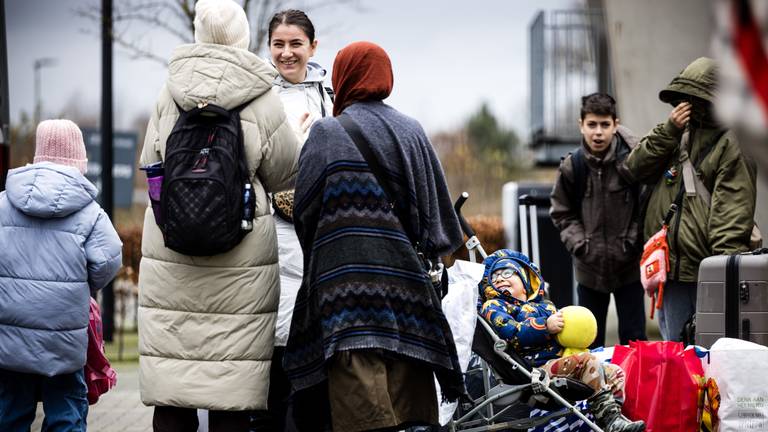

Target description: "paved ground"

left=31, top=363, right=153, bottom=432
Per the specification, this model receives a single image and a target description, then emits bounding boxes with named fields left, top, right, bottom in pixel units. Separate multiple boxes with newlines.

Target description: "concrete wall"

left=603, top=0, right=713, bottom=136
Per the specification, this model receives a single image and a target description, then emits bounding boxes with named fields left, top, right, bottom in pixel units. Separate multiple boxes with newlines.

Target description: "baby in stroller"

left=479, top=249, right=645, bottom=432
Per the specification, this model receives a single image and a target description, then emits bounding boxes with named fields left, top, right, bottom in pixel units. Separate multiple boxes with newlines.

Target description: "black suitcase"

left=695, top=249, right=768, bottom=348
left=516, top=190, right=574, bottom=308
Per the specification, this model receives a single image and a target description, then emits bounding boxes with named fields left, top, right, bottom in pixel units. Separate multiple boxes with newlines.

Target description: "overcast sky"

left=6, top=0, right=576, bottom=137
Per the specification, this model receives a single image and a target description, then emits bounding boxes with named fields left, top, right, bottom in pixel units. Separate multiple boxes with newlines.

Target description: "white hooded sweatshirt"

left=272, top=61, right=332, bottom=346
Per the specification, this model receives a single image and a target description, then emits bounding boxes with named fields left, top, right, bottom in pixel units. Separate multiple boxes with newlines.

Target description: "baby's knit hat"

left=33, top=119, right=88, bottom=174
left=194, top=0, right=250, bottom=50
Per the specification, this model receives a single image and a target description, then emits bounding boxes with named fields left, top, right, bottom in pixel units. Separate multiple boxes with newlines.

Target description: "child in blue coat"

left=0, top=120, right=122, bottom=431
left=479, top=249, right=644, bottom=432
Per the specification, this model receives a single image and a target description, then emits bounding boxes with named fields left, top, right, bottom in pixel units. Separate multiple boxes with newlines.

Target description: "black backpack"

left=160, top=102, right=254, bottom=256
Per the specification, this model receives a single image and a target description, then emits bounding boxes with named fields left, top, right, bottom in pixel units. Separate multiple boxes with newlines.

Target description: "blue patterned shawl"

left=283, top=101, right=465, bottom=401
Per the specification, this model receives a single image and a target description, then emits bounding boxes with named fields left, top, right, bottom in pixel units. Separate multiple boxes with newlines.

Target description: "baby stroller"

left=446, top=193, right=603, bottom=432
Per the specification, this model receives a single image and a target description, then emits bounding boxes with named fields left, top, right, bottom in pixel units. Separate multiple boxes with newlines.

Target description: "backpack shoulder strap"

left=615, top=134, right=631, bottom=161
left=174, top=101, right=185, bottom=115
left=316, top=82, right=330, bottom=118
left=615, top=125, right=639, bottom=150
left=337, top=113, right=414, bottom=245
left=614, top=133, right=639, bottom=186
left=570, top=148, right=588, bottom=204
left=337, top=113, right=396, bottom=202
left=232, top=98, right=256, bottom=114
left=682, top=129, right=727, bottom=205
left=324, top=86, right=335, bottom=102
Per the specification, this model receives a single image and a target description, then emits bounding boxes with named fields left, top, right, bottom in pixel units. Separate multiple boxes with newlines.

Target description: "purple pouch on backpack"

left=140, top=162, right=164, bottom=227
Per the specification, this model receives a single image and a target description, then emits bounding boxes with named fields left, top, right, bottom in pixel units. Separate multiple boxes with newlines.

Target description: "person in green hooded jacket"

left=625, top=57, right=757, bottom=342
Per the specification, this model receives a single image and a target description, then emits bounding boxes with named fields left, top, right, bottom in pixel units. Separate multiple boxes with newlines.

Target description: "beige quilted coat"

left=138, top=43, right=299, bottom=410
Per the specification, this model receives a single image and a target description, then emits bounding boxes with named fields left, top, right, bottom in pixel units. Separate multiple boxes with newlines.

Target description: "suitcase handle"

left=518, top=194, right=544, bottom=264
left=519, top=194, right=550, bottom=207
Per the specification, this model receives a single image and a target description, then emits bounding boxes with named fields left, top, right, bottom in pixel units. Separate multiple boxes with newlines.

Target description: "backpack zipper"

left=191, top=129, right=216, bottom=173
left=191, top=147, right=211, bottom=173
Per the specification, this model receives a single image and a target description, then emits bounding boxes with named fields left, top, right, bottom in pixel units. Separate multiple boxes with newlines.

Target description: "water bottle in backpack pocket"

left=241, top=183, right=254, bottom=232
left=160, top=101, right=254, bottom=256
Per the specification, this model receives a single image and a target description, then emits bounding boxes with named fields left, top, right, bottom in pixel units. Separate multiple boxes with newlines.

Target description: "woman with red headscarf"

left=283, top=41, right=465, bottom=431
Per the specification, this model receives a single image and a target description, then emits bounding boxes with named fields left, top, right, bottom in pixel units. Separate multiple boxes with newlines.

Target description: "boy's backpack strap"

left=614, top=133, right=642, bottom=203
left=569, top=148, right=588, bottom=206
left=615, top=135, right=631, bottom=161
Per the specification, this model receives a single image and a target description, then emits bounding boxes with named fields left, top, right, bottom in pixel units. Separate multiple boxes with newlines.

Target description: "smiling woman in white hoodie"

left=264, top=9, right=333, bottom=431
left=269, top=10, right=333, bottom=141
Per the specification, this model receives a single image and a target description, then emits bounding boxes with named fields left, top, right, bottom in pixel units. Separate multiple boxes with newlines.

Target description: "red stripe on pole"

left=732, top=0, right=768, bottom=121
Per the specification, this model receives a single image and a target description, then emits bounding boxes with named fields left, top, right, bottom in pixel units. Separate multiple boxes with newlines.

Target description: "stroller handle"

left=454, top=192, right=476, bottom=238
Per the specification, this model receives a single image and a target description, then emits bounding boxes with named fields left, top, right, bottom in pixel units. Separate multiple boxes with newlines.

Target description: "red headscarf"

left=332, top=41, right=394, bottom=117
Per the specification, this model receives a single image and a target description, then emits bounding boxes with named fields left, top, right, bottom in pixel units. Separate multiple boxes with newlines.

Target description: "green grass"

left=104, top=329, right=140, bottom=365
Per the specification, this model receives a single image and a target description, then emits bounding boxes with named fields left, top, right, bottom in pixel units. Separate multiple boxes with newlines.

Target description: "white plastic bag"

left=706, top=338, right=768, bottom=431
left=435, top=260, right=483, bottom=425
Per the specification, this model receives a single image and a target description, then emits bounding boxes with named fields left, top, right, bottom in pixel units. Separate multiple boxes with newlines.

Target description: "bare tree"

left=76, top=0, right=361, bottom=66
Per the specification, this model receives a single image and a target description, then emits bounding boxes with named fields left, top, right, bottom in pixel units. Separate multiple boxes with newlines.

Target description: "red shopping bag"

left=611, top=341, right=703, bottom=432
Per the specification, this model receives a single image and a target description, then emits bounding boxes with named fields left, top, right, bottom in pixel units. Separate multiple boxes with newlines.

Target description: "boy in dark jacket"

left=480, top=249, right=644, bottom=432
left=550, top=93, right=647, bottom=348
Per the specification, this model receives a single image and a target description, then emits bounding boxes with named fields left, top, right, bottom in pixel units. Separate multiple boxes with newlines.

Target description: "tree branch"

left=114, top=12, right=192, bottom=43
left=175, top=0, right=196, bottom=41
left=112, top=31, right=170, bottom=65
left=73, top=0, right=363, bottom=68
left=132, top=1, right=195, bottom=34
left=250, top=0, right=283, bottom=55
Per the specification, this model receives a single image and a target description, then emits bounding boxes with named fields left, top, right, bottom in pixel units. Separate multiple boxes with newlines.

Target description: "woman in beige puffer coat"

left=137, top=0, right=299, bottom=429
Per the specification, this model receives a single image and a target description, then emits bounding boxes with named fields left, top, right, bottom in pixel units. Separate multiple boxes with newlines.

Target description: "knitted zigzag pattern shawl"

left=283, top=102, right=465, bottom=401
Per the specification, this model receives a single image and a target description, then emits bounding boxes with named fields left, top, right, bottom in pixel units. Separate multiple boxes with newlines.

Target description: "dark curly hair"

left=580, top=93, right=617, bottom=120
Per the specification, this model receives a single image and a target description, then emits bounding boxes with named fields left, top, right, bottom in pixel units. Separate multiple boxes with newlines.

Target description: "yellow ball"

left=556, top=305, right=598, bottom=353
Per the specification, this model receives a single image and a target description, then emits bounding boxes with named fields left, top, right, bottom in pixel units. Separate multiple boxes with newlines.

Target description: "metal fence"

left=529, top=9, right=612, bottom=165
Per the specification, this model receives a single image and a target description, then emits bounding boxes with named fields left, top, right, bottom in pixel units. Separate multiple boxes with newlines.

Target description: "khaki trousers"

left=326, top=350, right=438, bottom=432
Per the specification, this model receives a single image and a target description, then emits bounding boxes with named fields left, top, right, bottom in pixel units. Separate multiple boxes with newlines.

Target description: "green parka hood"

left=659, top=57, right=718, bottom=105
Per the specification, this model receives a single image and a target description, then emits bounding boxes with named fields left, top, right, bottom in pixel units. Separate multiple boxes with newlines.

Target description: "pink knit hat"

left=34, top=119, right=88, bottom=174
